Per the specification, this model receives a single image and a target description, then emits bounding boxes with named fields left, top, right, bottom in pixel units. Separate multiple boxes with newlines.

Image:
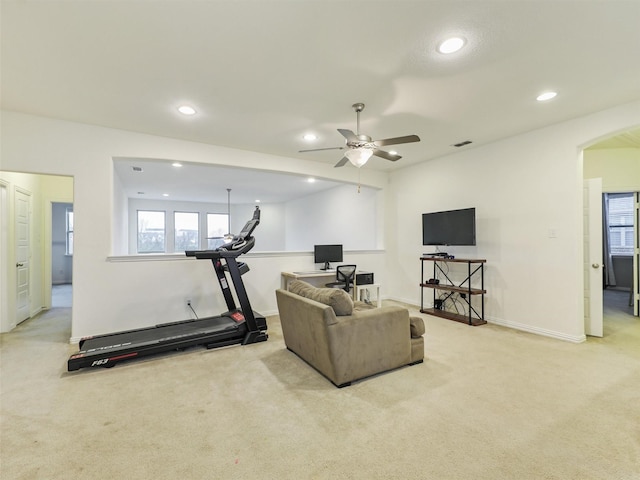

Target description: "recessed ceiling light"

left=536, top=91, right=557, bottom=102
left=172, top=162, right=183, bottom=167
left=177, top=105, right=196, bottom=115
left=162, top=193, right=170, bottom=197
left=388, top=150, right=398, bottom=156
left=255, top=199, right=261, bottom=203
left=307, top=178, right=316, bottom=183
left=303, top=133, right=317, bottom=141
left=438, top=37, right=465, bottom=54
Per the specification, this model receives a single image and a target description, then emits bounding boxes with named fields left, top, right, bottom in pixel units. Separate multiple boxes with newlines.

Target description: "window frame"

left=206, top=212, right=229, bottom=250
left=137, top=210, right=167, bottom=254
left=606, top=193, right=634, bottom=256
left=65, top=207, right=74, bottom=255
left=173, top=211, right=200, bottom=252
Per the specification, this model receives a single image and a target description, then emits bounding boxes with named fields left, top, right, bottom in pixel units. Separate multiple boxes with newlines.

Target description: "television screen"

left=422, top=208, right=476, bottom=246
left=314, top=244, right=343, bottom=270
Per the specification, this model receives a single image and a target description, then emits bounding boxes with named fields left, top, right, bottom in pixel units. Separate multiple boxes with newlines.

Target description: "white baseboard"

left=485, top=316, right=586, bottom=343
left=386, top=296, right=586, bottom=344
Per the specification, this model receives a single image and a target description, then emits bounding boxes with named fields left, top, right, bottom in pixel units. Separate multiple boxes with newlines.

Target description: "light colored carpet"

left=1, top=290, right=638, bottom=479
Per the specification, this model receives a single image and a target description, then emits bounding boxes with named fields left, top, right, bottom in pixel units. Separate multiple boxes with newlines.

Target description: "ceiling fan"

left=299, top=103, right=421, bottom=168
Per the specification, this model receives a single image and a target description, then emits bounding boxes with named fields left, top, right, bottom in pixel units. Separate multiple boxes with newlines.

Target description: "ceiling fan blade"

left=334, top=156, right=349, bottom=168
left=299, top=146, right=345, bottom=153
left=372, top=148, right=402, bottom=161
left=374, top=134, right=420, bottom=147
left=337, top=129, right=358, bottom=142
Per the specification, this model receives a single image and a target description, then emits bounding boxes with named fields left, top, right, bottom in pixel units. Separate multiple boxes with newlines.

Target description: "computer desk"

left=280, top=270, right=381, bottom=307
left=281, top=270, right=337, bottom=290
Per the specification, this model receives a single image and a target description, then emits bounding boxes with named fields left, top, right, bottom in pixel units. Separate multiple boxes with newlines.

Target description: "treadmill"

left=67, top=206, right=268, bottom=371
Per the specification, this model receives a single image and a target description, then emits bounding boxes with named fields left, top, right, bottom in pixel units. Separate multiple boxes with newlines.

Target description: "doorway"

left=0, top=171, right=74, bottom=333
left=582, top=128, right=640, bottom=338
left=51, top=202, right=73, bottom=308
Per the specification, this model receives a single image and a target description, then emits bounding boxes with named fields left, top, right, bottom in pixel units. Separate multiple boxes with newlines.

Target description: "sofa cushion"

left=288, top=280, right=354, bottom=316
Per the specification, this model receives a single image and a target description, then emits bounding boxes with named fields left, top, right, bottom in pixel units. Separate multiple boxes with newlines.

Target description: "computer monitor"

left=314, top=244, right=343, bottom=270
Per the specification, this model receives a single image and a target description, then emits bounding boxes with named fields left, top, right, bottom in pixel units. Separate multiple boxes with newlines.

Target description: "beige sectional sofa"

left=275, top=280, right=425, bottom=387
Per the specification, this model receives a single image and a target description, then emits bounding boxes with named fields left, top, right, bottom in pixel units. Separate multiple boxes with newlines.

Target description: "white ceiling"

left=2, top=1, right=639, bottom=202
left=113, top=157, right=348, bottom=203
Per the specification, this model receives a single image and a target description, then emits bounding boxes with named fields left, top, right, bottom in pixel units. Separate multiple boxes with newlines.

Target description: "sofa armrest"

left=276, top=289, right=338, bottom=380
left=410, top=316, right=425, bottom=337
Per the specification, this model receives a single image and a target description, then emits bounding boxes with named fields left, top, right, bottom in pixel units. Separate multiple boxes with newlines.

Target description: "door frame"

left=0, top=180, right=10, bottom=332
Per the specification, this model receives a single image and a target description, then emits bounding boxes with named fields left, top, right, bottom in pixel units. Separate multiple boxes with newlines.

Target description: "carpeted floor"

left=1, top=289, right=638, bottom=479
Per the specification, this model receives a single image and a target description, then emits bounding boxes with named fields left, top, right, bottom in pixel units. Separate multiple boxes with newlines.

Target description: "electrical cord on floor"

left=187, top=302, right=199, bottom=319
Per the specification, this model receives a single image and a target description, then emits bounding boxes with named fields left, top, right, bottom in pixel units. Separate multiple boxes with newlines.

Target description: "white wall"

left=284, top=183, right=380, bottom=251
left=584, top=147, right=640, bottom=192
left=112, top=172, right=128, bottom=255
left=0, top=111, right=387, bottom=340
left=121, top=185, right=380, bottom=254
left=1, top=101, right=638, bottom=342
left=387, top=101, right=640, bottom=342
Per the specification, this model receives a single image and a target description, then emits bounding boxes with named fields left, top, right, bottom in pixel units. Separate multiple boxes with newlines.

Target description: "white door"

left=583, top=178, right=603, bottom=337
left=15, top=188, right=30, bottom=324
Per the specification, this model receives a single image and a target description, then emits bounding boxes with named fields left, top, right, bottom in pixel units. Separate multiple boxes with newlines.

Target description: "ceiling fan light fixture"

left=345, top=147, right=373, bottom=168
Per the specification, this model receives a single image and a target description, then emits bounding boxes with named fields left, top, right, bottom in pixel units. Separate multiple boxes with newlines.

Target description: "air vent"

left=132, top=166, right=143, bottom=172
left=452, top=140, right=472, bottom=148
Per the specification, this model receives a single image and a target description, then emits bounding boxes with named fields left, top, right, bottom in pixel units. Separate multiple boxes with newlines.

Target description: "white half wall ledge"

left=106, top=249, right=386, bottom=262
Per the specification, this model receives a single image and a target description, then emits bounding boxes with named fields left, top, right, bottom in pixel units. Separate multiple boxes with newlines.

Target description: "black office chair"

left=326, top=265, right=356, bottom=292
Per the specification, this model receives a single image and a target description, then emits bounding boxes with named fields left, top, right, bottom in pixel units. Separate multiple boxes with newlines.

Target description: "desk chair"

left=326, top=265, right=356, bottom=292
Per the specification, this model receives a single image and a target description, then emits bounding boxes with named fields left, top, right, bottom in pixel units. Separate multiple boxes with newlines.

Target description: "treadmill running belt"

left=79, top=316, right=239, bottom=353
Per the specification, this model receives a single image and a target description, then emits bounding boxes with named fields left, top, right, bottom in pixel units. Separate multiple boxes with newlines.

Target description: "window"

left=207, top=213, right=229, bottom=249
left=606, top=193, right=634, bottom=255
left=137, top=210, right=165, bottom=253
left=66, top=208, right=74, bottom=255
left=174, top=212, right=199, bottom=252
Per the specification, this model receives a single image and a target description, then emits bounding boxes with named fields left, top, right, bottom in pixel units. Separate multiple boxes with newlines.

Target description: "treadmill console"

left=222, top=206, right=260, bottom=251
left=237, top=206, right=261, bottom=240
left=187, top=207, right=261, bottom=258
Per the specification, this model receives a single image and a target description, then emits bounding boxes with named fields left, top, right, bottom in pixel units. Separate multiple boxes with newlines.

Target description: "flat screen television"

left=314, top=244, right=343, bottom=270
left=422, top=208, right=476, bottom=246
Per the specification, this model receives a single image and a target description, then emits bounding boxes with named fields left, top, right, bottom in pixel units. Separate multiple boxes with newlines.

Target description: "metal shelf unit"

left=420, top=256, right=486, bottom=326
